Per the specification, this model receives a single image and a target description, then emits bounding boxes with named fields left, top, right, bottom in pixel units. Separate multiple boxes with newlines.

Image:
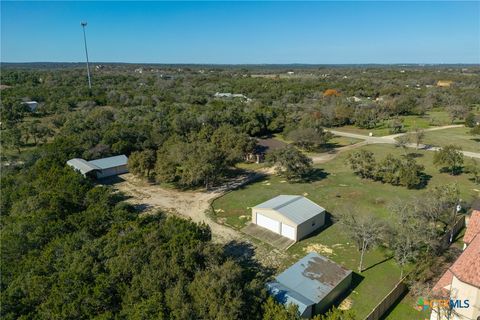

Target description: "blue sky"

left=1, top=1, right=479, bottom=64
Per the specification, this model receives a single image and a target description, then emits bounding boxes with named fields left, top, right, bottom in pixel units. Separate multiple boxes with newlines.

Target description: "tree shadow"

left=404, top=152, right=424, bottom=159
left=318, top=142, right=343, bottom=152
left=223, top=240, right=276, bottom=279
left=299, top=168, right=330, bottom=183
left=301, top=212, right=335, bottom=239
left=98, top=174, right=126, bottom=185
left=208, top=169, right=268, bottom=193
left=411, top=172, right=432, bottom=190
left=362, top=256, right=394, bottom=272
left=325, top=272, right=365, bottom=313
left=438, top=167, right=463, bottom=176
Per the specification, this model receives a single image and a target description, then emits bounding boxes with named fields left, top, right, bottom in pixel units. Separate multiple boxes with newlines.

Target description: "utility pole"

left=81, top=21, right=92, bottom=90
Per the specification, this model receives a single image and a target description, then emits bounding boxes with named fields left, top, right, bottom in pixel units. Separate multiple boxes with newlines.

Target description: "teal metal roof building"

left=267, top=252, right=352, bottom=318
left=67, top=155, right=128, bottom=179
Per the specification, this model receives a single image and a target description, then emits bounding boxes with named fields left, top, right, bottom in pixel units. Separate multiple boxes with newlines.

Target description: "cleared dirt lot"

left=110, top=171, right=290, bottom=269
left=112, top=173, right=241, bottom=242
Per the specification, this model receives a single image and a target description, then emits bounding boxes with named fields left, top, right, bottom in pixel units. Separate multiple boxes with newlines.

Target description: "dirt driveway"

left=113, top=173, right=245, bottom=242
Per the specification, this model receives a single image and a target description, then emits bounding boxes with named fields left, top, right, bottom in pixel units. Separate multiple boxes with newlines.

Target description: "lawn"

left=422, top=127, right=479, bottom=153
left=334, top=110, right=463, bottom=137
left=384, top=293, right=429, bottom=320
left=212, top=144, right=478, bottom=319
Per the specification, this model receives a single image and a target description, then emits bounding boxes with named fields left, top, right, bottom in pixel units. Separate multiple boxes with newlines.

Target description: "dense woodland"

left=1, top=64, right=479, bottom=319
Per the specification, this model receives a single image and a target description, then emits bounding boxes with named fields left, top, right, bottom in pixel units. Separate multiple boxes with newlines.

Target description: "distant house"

left=431, top=201, right=480, bottom=320
left=246, top=138, right=287, bottom=163
left=251, top=195, right=326, bottom=241
left=348, top=96, right=363, bottom=103
left=267, top=252, right=352, bottom=318
left=23, top=101, right=38, bottom=112
left=214, top=92, right=251, bottom=101
left=67, top=154, right=128, bottom=179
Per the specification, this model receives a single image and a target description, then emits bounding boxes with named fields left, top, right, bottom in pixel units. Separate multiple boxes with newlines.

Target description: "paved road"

left=327, top=125, right=480, bottom=159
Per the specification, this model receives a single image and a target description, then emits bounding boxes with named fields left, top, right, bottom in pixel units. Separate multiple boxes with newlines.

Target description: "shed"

left=267, top=252, right=352, bottom=318
left=23, top=101, right=38, bottom=112
left=67, top=154, right=128, bottom=179
left=252, top=195, right=326, bottom=241
left=66, top=158, right=100, bottom=177
left=88, top=154, right=128, bottom=178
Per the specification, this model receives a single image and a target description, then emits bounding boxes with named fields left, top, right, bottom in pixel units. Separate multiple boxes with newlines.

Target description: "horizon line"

left=2, top=61, right=480, bottom=66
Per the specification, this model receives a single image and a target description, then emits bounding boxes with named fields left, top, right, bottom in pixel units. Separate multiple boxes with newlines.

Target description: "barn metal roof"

left=268, top=252, right=352, bottom=307
left=266, top=281, right=314, bottom=316
left=66, top=158, right=99, bottom=175
left=88, top=154, right=128, bottom=170
left=253, top=195, right=325, bottom=225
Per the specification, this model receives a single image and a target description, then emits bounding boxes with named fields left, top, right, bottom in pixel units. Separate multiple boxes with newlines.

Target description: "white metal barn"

left=67, top=155, right=128, bottom=179
left=251, top=195, right=326, bottom=242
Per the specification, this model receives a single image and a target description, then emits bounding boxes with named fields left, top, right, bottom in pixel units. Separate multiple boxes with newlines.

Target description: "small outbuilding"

left=252, top=195, right=326, bottom=241
left=67, top=154, right=128, bottom=179
left=23, top=101, right=38, bottom=112
left=267, top=252, right=352, bottom=318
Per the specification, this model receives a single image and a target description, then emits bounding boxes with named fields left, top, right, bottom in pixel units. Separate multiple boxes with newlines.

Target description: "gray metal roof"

left=253, top=195, right=325, bottom=225
left=266, top=281, right=314, bottom=316
left=66, top=158, right=99, bottom=175
left=88, top=154, right=128, bottom=170
left=272, top=252, right=352, bottom=305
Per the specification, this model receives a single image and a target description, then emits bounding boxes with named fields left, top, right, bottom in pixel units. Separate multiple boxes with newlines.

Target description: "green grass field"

left=212, top=144, right=478, bottom=319
left=335, top=110, right=463, bottom=137
left=422, top=127, right=479, bottom=153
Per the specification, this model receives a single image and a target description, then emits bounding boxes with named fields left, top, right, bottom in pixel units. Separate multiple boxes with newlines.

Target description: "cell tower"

left=81, top=21, right=92, bottom=90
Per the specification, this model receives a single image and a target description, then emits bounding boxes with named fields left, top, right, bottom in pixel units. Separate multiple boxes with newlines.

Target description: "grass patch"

left=383, top=293, right=429, bottom=320
left=422, top=127, right=479, bottom=153
left=334, top=110, right=463, bottom=137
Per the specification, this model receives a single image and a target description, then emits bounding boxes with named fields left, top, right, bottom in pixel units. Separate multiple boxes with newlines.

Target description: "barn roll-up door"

left=281, top=223, right=296, bottom=240
left=256, top=213, right=280, bottom=234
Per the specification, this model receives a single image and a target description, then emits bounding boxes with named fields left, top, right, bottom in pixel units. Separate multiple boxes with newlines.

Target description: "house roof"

left=253, top=195, right=325, bottom=225
left=450, top=234, right=480, bottom=288
left=464, top=210, right=480, bottom=245
left=269, top=252, right=351, bottom=307
left=433, top=234, right=480, bottom=295
left=67, top=158, right=100, bottom=175
left=432, top=269, right=453, bottom=298
left=88, top=155, right=128, bottom=170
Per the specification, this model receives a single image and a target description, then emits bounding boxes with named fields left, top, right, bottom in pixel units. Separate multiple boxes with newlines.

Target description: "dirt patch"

left=113, top=173, right=241, bottom=243
left=303, top=243, right=335, bottom=255
left=338, top=298, right=353, bottom=310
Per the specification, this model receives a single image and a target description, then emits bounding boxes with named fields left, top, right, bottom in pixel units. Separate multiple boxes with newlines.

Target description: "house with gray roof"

left=251, top=195, right=326, bottom=241
left=67, top=155, right=128, bottom=179
left=267, top=252, right=352, bottom=318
